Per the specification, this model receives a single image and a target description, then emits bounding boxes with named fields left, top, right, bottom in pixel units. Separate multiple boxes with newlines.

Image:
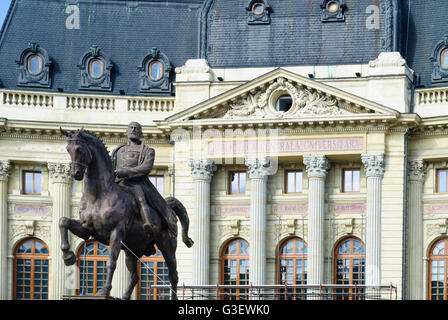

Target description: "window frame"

left=334, top=237, right=366, bottom=300
left=148, top=60, right=164, bottom=81
left=442, top=48, right=448, bottom=70
left=76, top=240, right=109, bottom=296
left=13, top=238, right=49, bottom=300
left=22, top=170, right=42, bottom=195
left=228, top=171, right=247, bottom=195
left=89, top=58, right=104, bottom=79
left=27, top=54, right=43, bottom=75
left=285, top=170, right=303, bottom=194
left=221, top=238, right=249, bottom=300
left=342, top=168, right=360, bottom=193
left=436, top=169, right=448, bottom=193
left=278, top=237, right=308, bottom=300
left=428, top=238, right=448, bottom=300
left=137, top=245, right=169, bottom=300
left=149, top=175, right=164, bottom=195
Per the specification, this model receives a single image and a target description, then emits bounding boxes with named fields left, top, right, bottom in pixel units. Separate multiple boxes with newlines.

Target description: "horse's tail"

left=165, top=197, right=194, bottom=248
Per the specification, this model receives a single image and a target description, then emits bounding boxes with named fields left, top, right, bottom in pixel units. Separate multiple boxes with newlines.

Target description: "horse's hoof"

left=96, top=287, right=111, bottom=297
left=183, top=237, right=194, bottom=248
left=63, top=251, right=76, bottom=266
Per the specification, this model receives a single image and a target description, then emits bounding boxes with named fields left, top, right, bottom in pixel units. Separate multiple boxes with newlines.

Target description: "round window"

left=149, top=61, right=163, bottom=81
left=442, top=48, right=448, bottom=70
left=327, top=1, right=340, bottom=13
left=27, top=55, right=42, bottom=75
left=89, top=59, right=103, bottom=78
left=275, top=95, right=293, bottom=112
left=253, top=3, right=265, bottom=15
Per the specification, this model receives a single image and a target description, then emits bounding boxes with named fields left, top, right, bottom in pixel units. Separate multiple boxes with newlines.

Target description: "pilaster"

left=0, top=161, right=11, bottom=300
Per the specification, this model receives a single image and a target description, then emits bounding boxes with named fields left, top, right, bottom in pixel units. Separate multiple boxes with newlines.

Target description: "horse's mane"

left=76, top=129, right=113, bottom=170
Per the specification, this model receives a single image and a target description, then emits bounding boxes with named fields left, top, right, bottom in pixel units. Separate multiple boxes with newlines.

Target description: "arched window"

left=89, top=58, right=103, bottom=78
left=334, top=237, right=365, bottom=300
left=442, top=48, right=448, bottom=70
left=27, top=55, right=42, bottom=75
left=13, top=238, right=49, bottom=300
left=221, top=238, right=249, bottom=300
left=137, top=246, right=169, bottom=300
left=429, top=238, right=448, bottom=300
left=278, top=237, right=307, bottom=300
left=148, top=61, right=163, bottom=81
left=77, top=240, right=109, bottom=295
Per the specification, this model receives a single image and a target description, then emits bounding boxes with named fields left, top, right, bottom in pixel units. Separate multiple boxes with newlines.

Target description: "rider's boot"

left=141, top=207, right=157, bottom=239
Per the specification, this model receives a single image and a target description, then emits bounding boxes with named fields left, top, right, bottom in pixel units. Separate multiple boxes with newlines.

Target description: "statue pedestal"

left=62, top=295, right=120, bottom=300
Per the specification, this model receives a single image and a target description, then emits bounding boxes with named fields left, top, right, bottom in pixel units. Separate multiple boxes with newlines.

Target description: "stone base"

left=62, top=295, right=120, bottom=300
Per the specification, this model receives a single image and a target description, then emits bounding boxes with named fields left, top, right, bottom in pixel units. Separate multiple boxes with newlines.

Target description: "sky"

left=0, top=0, right=12, bottom=29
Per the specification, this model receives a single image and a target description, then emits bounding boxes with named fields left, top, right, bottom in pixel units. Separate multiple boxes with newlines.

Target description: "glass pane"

left=90, top=60, right=103, bottom=78
left=34, top=173, right=42, bottom=194
left=157, top=177, right=164, bottom=195
left=149, top=61, right=162, bottom=80
left=24, top=172, right=33, bottom=194
left=442, top=49, right=448, bottom=69
left=344, top=170, right=352, bottom=192
left=439, top=171, right=447, bottom=193
left=28, top=56, right=41, bottom=74
left=18, top=240, right=33, bottom=254
left=296, top=172, right=303, bottom=193
left=239, top=173, right=246, bottom=193
left=230, top=173, right=238, bottom=194
left=287, top=172, right=295, bottom=193
left=352, top=170, right=360, bottom=192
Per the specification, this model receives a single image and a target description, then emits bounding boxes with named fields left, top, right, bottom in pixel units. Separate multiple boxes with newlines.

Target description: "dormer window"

left=78, top=46, right=113, bottom=91
left=442, top=48, right=448, bottom=70
left=139, top=47, right=172, bottom=95
left=431, top=35, right=448, bottom=83
left=28, top=55, right=42, bottom=75
left=16, top=42, right=52, bottom=88
left=89, top=59, right=103, bottom=78
left=320, top=0, right=346, bottom=22
left=246, top=0, right=271, bottom=25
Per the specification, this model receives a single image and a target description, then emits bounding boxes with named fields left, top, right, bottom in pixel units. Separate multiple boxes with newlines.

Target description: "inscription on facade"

left=274, top=204, right=308, bottom=215
left=427, top=203, right=448, bottom=214
left=333, top=203, right=366, bottom=214
left=219, top=205, right=250, bottom=216
left=14, top=205, right=48, bottom=215
left=208, top=137, right=364, bottom=155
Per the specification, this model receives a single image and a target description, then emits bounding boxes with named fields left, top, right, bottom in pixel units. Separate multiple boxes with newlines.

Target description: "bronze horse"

left=59, top=128, right=193, bottom=299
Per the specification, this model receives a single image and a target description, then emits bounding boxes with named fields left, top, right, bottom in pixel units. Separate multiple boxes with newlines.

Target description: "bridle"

left=67, top=137, right=93, bottom=169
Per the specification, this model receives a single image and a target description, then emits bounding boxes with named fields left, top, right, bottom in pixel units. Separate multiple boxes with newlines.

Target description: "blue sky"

left=0, top=0, right=12, bottom=29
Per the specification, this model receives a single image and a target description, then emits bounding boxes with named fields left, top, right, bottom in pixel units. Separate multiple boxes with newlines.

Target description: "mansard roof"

left=0, top=0, right=203, bottom=96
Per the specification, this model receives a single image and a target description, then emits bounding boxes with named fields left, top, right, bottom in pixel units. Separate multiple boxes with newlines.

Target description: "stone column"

left=111, top=254, right=128, bottom=299
left=188, top=159, right=216, bottom=287
left=361, top=154, right=385, bottom=287
left=303, top=155, right=330, bottom=287
left=407, top=160, right=426, bottom=300
left=245, top=157, right=270, bottom=287
left=48, top=162, right=72, bottom=300
left=0, top=161, right=11, bottom=300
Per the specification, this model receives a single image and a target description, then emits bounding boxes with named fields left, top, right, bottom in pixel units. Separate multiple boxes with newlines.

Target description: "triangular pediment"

left=165, top=68, right=399, bottom=123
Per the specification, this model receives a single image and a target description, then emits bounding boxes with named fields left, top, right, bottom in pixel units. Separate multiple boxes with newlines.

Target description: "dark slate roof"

left=0, top=0, right=203, bottom=96
left=402, top=0, right=448, bottom=88
left=204, top=0, right=395, bottom=68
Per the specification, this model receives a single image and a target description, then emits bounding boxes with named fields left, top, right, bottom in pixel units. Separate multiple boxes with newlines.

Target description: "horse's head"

left=60, top=128, right=93, bottom=181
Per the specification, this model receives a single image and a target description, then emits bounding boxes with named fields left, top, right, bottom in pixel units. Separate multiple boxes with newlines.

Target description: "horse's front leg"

left=96, top=224, right=124, bottom=297
left=59, top=217, right=91, bottom=266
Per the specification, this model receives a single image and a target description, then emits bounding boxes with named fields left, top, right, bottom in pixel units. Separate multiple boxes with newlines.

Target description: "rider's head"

left=127, top=122, right=143, bottom=141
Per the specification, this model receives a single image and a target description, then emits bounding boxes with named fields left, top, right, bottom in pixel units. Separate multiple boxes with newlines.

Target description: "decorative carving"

left=426, top=219, right=448, bottom=237
left=9, top=222, right=51, bottom=243
left=408, top=160, right=427, bottom=182
left=320, top=0, right=346, bottom=23
left=246, top=0, right=271, bottom=25
left=430, top=35, right=448, bottom=83
left=48, top=162, right=71, bottom=184
left=369, top=52, right=406, bottom=68
left=139, top=47, right=173, bottom=95
left=303, top=155, right=330, bottom=178
left=16, top=42, right=52, bottom=88
left=218, top=221, right=249, bottom=238
left=188, top=159, right=216, bottom=181
left=245, top=157, right=271, bottom=179
left=221, top=77, right=368, bottom=120
left=0, top=160, right=11, bottom=181
left=361, top=154, right=385, bottom=178
left=77, top=46, right=114, bottom=91
left=24, top=220, right=36, bottom=236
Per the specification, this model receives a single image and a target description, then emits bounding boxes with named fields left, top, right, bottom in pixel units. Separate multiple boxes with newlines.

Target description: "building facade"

left=0, top=0, right=448, bottom=300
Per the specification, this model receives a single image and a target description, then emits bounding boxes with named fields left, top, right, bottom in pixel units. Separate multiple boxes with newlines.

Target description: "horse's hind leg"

left=59, top=217, right=90, bottom=266
left=157, top=235, right=179, bottom=300
left=122, top=250, right=139, bottom=300
left=96, top=224, right=125, bottom=297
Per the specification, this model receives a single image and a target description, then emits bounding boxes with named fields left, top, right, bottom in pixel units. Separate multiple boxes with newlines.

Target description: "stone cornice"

left=361, top=154, right=385, bottom=178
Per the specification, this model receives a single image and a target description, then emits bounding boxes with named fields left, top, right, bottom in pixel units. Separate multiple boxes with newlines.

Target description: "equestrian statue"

left=59, top=122, right=193, bottom=300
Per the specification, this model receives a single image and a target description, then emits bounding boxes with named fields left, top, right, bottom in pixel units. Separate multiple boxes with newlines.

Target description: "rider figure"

left=112, top=122, right=176, bottom=238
